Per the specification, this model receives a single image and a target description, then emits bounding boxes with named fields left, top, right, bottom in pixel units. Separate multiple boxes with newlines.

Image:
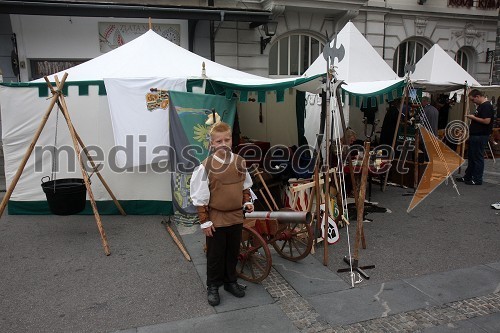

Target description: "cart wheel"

left=271, top=218, right=313, bottom=261
left=237, top=226, right=272, bottom=283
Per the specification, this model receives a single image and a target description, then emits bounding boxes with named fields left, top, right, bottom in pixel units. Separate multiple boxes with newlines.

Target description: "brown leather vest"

left=203, top=154, right=246, bottom=227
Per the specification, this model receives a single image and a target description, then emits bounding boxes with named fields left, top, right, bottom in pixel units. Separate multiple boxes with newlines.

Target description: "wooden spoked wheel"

left=271, top=220, right=313, bottom=261
left=237, top=226, right=272, bottom=283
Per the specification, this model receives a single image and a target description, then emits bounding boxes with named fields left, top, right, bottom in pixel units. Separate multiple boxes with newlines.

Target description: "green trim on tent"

left=341, top=80, right=406, bottom=107
left=239, top=90, right=249, bottom=102
left=276, top=89, right=285, bottom=102
left=207, top=74, right=323, bottom=103
left=1, top=75, right=323, bottom=101
left=257, top=90, right=266, bottom=103
left=8, top=200, right=173, bottom=215
left=1, top=81, right=107, bottom=97
left=186, top=79, right=204, bottom=92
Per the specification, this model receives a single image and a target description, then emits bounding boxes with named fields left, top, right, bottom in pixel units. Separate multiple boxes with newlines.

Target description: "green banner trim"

left=1, top=75, right=323, bottom=101
left=1, top=81, right=107, bottom=97
left=341, top=80, right=406, bottom=99
left=8, top=200, right=173, bottom=215
left=340, top=80, right=407, bottom=107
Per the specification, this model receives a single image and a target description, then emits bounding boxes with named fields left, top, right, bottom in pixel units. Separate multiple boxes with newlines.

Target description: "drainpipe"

left=383, top=14, right=386, bottom=60
left=209, top=0, right=215, bottom=61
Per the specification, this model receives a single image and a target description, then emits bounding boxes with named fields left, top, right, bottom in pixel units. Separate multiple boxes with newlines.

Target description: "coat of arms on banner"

left=146, top=89, right=169, bottom=111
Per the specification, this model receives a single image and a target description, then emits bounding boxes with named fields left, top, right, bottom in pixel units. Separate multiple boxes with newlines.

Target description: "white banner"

left=104, top=77, right=187, bottom=168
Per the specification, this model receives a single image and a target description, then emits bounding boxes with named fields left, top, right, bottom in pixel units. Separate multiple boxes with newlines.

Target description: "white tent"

left=299, top=22, right=402, bottom=95
left=298, top=22, right=404, bottom=146
left=35, top=30, right=317, bottom=91
left=411, top=43, right=480, bottom=92
left=1, top=30, right=317, bottom=215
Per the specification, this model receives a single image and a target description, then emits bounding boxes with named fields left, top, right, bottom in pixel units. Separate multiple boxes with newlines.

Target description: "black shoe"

left=224, top=282, right=245, bottom=298
left=465, top=180, right=482, bottom=185
left=455, top=177, right=469, bottom=183
left=207, top=285, right=220, bottom=306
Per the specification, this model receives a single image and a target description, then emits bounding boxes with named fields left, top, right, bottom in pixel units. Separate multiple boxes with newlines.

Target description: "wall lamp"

left=261, top=21, right=278, bottom=54
left=250, top=21, right=278, bottom=54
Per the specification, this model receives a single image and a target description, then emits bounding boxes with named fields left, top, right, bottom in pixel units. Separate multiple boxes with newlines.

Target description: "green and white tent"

left=0, top=30, right=319, bottom=215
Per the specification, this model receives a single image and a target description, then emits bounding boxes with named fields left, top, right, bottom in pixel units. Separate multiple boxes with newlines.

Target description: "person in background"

left=421, top=96, right=439, bottom=136
left=437, top=94, right=451, bottom=130
left=456, top=89, right=494, bottom=185
left=379, top=98, right=400, bottom=146
left=190, top=121, right=254, bottom=306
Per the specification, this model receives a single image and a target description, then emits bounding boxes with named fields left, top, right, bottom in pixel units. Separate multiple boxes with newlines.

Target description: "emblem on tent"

left=146, top=88, right=169, bottom=111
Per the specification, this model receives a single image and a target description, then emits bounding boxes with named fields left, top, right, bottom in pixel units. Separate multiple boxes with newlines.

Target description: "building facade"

left=0, top=0, right=498, bottom=84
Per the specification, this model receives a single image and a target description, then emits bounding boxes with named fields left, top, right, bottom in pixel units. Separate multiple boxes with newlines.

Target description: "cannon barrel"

left=245, top=211, right=311, bottom=224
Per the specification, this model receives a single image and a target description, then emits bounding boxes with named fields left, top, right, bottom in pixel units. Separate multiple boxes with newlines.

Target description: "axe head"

left=404, top=63, right=416, bottom=75
left=323, top=36, right=345, bottom=64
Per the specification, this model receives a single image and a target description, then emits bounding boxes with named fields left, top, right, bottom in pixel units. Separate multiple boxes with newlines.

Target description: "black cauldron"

left=41, top=177, right=87, bottom=215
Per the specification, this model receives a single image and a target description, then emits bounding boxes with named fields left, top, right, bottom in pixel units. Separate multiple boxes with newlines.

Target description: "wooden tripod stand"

left=0, top=73, right=126, bottom=255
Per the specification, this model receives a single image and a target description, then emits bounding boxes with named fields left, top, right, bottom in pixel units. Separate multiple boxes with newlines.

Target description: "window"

left=455, top=49, right=469, bottom=71
left=269, top=34, right=325, bottom=76
left=393, top=40, right=429, bottom=77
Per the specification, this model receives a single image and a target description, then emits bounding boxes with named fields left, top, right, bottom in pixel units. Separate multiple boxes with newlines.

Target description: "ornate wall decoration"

left=414, top=17, right=428, bottom=36
left=449, top=23, right=485, bottom=52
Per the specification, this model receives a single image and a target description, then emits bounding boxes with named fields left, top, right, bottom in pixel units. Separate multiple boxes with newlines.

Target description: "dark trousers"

left=206, top=223, right=243, bottom=287
left=465, top=135, right=489, bottom=183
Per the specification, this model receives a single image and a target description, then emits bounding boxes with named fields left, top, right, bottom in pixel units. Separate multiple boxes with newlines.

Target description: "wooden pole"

left=354, top=141, right=370, bottom=261
left=164, top=222, right=191, bottom=261
left=253, top=169, right=279, bottom=211
left=414, top=126, right=420, bottom=190
left=259, top=189, right=273, bottom=211
left=44, top=77, right=125, bottom=216
left=48, top=77, right=125, bottom=212
left=0, top=73, right=68, bottom=218
left=73, top=131, right=126, bottom=216
left=383, top=85, right=408, bottom=191
left=51, top=76, right=110, bottom=256
left=312, top=155, right=321, bottom=252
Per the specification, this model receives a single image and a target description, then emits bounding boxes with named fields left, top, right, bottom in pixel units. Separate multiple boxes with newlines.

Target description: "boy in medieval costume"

left=190, top=121, right=254, bottom=306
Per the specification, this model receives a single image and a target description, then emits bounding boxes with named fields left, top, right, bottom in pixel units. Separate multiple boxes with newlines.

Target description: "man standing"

left=456, top=89, right=494, bottom=185
left=421, top=96, right=439, bottom=136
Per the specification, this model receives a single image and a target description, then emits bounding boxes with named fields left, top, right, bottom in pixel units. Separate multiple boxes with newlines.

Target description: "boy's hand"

left=244, top=203, right=254, bottom=213
left=203, top=225, right=216, bottom=237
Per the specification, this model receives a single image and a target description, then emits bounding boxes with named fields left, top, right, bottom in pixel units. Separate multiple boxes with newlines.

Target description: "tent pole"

left=50, top=75, right=110, bottom=256
left=0, top=73, right=68, bottom=218
left=383, top=84, right=408, bottom=191
left=354, top=141, right=371, bottom=261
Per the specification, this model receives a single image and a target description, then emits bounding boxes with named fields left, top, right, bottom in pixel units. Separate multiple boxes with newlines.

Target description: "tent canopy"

left=297, top=21, right=403, bottom=99
left=411, top=43, right=480, bottom=92
left=25, top=29, right=319, bottom=101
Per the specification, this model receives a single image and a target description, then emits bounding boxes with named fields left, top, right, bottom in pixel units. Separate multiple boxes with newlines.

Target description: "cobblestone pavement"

left=263, top=266, right=500, bottom=333
left=262, top=267, right=333, bottom=332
